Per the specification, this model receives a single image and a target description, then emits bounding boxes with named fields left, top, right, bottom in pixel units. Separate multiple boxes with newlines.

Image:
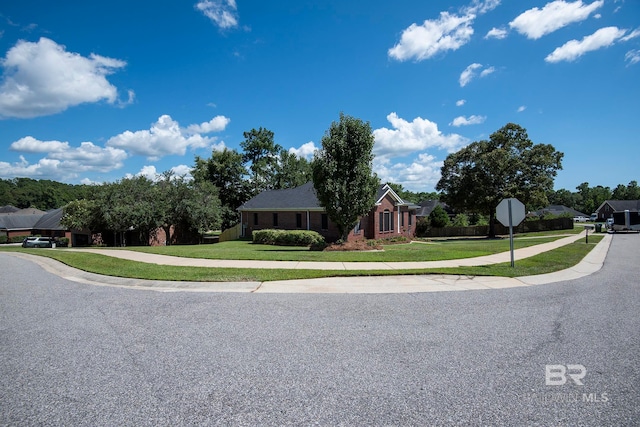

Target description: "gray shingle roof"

left=600, top=200, right=640, bottom=212
left=34, top=208, right=65, bottom=230
left=0, top=213, right=45, bottom=230
left=238, top=182, right=323, bottom=211
left=534, top=205, right=588, bottom=217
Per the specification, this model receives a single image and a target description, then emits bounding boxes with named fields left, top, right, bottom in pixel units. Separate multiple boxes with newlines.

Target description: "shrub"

left=0, top=236, right=7, bottom=244
left=252, top=229, right=326, bottom=247
left=57, top=237, right=69, bottom=247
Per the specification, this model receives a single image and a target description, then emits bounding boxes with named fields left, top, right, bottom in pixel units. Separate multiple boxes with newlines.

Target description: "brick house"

left=0, top=206, right=91, bottom=246
left=237, top=182, right=419, bottom=242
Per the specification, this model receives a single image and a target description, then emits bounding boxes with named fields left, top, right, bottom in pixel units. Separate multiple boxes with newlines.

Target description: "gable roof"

left=0, top=205, right=20, bottom=214
left=596, top=200, right=640, bottom=212
left=238, top=182, right=323, bottom=211
left=238, top=182, right=419, bottom=212
left=34, top=208, right=66, bottom=230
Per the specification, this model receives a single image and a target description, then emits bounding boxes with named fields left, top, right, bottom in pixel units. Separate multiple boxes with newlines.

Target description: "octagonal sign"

left=496, top=198, right=525, bottom=227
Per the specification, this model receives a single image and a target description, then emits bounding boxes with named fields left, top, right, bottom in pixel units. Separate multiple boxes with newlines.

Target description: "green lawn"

left=94, top=235, right=568, bottom=262
left=0, top=235, right=603, bottom=282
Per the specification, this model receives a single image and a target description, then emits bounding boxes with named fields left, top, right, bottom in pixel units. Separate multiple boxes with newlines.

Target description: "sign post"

left=496, top=198, right=526, bottom=267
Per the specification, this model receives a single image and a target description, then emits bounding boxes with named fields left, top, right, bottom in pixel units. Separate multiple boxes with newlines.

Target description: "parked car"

left=606, top=218, right=614, bottom=229
left=22, top=236, right=54, bottom=248
left=590, top=213, right=598, bottom=222
left=573, top=216, right=588, bottom=222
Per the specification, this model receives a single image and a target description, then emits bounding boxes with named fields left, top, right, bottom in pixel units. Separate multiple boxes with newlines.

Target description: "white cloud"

left=10, top=136, right=69, bottom=153
left=459, top=63, right=495, bottom=87
left=450, top=115, right=486, bottom=127
left=170, top=164, right=194, bottom=179
left=126, top=165, right=159, bottom=181
left=374, top=153, right=443, bottom=192
left=517, top=105, right=527, bottom=112
left=373, top=113, right=468, bottom=159
left=459, top=63, right=482, bottom=87
left=0, top=37, right=129, bottom=118
left=289, top=141, right=318, bottom=159
left=545, top=26, right=627, bottom=62
left=510, top=0, right=604, bottom=40
left=456, top=99, right=466, bottom=107
left=106, top=114, right=226, bottom=160
left=186, top=115, right=230, bottom=134
left=485, top=27, right=508, bottom=39
left=8, top=136, right=127, bottom=173
left=0, top=139, right=127, bottom=181
left=625, top=49, right=640, bottom=65
left=196, top=0, right=238, bottom=29
left=621, top=28, right=640, bottom=42
left=388, top=0, right=500, bottom=61
left=480, top=66, right=496, bottom=77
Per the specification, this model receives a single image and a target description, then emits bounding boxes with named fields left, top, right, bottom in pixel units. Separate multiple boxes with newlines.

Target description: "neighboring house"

left=0, top=206, right=90, bottom=246
left=414, top=200, right=455, bottom=220
left=237, top=182, right=420, bottom=242
left=532, top=205, right=588, bottom=218
left=594, top=200, right=640, bottom=221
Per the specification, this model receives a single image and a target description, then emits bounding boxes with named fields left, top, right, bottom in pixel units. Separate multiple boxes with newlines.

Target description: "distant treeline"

left=0, top=178, right=91, bottom=210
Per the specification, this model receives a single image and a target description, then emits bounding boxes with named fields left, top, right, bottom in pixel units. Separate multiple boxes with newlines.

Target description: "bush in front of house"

left=57, top=237, right=69, bottom=247
left=252, top=229, right=326, bottom=248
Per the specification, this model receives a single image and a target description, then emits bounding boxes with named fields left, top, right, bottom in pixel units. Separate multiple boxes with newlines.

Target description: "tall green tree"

left=240, top=127, right=282, bottom=194
left=193, top=147, right=250, bottom=230
left=273, top=149, right=312, bottom=189
left=311, top=113, right=379, bottom=242
left=437, top=123, right=563, bottom=237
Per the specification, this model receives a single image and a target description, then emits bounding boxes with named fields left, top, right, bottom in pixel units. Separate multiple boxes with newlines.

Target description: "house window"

left=409, top=212, right=413, bottom=226
left=296, top=213, right=302, bottom=228
left=273, top=213, right=278, bottom=227
left=321, top=214, right=328, bottom=230
left=380, top=209, right=393, bottom=232
left=400, top=211, right=405, bottom=227
left=253, top=213, right=258, bottom=226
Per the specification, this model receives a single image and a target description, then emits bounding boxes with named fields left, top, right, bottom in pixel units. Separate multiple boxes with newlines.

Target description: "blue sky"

left=1, top=0, right=638, bottom=193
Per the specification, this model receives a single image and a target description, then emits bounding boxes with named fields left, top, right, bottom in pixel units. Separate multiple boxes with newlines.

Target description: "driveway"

left=1, top=233, right=638, bottom=425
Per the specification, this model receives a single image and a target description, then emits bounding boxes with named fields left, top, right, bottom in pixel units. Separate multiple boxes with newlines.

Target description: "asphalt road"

left=1, top=234, right=639, bottom=426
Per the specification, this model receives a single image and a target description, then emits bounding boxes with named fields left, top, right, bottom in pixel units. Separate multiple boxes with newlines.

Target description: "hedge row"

left=252, top=229, right=326, bottom=247
left=0, top=236, right=28, bottom=244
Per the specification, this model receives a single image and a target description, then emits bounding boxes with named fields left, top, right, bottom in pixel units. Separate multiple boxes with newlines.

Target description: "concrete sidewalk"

left=68, top=231, right=589, bottom=270
left=2, top=231, right=612, bottom=294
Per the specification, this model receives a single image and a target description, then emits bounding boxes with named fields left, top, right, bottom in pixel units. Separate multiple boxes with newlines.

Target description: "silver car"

left=22, top=237, right=54, bottom=248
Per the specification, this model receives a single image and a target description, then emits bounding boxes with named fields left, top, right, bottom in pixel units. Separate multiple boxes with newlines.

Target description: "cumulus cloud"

left=289, top=141, right=318, bottom=159
left=374, top=153, right=444, bottom=192
left=196, top=0, right=239, bottom=29
left=388, top=0, right=500, bottom=61
left=459, top=63, right=495, bottom=87
left=450, top=115, right=486, bottom=127
left=510, top=0, right=604, bottom=40
left=106, top=114, right=227, bottom=160
left=517, top=105, right=527, bottom=112
left=125, top=164, right=194, bottom=181
left=0, top=138, right=127, bottom=181
left=0, top=37, right=130, bottom=118
left=456, top=99, right=466, bottom=107
left=373, top=113, right=467, bottom=159
left=485, top=27, right=508, bottom=39
left=545, top=26, right=627, bottom=62
left=10, top=136, right=69, bottom=153
left=186, top=115, right=231, bottom=134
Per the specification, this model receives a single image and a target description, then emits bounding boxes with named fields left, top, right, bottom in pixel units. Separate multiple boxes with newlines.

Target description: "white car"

left=573, top=216, right=588, bottom=222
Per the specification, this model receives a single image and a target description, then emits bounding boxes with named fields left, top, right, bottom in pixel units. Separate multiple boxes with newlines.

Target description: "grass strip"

left=91, top=236, right=570, bottom=262
left=1, top=236, right=603, bottom=282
